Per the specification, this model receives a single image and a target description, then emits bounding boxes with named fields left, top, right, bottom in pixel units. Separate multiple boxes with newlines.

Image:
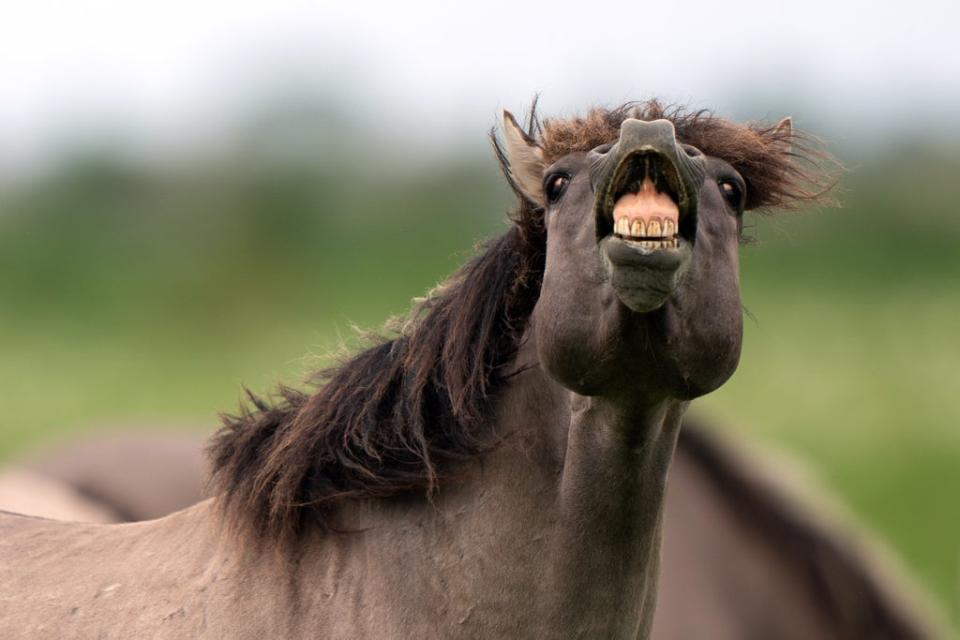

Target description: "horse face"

left=503, top=113, right=746, bottom=401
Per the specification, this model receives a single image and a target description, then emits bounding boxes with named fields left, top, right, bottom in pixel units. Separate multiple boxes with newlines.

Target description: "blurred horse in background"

left=2, top=430, right=207, bottom=522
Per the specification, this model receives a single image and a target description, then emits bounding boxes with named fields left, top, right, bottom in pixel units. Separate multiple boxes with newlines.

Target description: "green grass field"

left=1, top=142, right=957, bottom=624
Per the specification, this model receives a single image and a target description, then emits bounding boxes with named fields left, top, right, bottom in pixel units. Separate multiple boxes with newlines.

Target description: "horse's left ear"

left=500, top=110, right=546, bottom=207
left=771, top=117, right=793, bottom=155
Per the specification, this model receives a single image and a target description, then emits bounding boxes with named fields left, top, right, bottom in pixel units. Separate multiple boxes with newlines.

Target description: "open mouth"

left=591, top=118, right=704, bottom=312
left=598, top=152, right=696, bottom=250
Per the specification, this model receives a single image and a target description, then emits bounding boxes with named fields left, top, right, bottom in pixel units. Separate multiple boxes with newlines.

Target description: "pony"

left=5, top=100, right=931, bottom=639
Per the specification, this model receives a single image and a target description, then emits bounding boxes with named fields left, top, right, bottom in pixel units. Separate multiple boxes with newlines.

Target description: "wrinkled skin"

left=0, top=115, right=749, bottom=639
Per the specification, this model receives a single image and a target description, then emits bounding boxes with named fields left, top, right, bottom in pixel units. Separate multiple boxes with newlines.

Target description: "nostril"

left=682, top=144, right=703, bottom=157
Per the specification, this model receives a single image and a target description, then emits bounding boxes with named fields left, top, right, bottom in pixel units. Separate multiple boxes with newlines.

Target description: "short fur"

left=208, top=100, right=837, bottom=545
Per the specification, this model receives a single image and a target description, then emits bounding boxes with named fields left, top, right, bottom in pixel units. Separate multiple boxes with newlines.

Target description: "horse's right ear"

left=766, top=116, right=793, bottom=156
left=499, top=110, right=546, bottom=207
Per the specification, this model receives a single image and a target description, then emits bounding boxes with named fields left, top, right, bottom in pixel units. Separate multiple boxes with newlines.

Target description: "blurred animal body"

left=2, top=431, right=207, bottom=522
left=0, top=101, right=937, bottom=639
left=0, top=469, right=118, bottom=524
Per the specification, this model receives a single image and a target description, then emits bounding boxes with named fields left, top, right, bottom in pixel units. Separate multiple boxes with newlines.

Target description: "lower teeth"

left=621, top=237, right=678, bottom=249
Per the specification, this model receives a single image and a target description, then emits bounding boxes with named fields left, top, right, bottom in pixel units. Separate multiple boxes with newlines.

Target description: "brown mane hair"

left=208, top=100, right=837, bottom=544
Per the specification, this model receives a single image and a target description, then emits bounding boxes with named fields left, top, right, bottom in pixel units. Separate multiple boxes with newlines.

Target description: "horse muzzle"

left=591, top=118, right=706, bottom=312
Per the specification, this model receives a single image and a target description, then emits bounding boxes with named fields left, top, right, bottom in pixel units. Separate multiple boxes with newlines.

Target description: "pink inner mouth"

left=612, top=177, right=679, bottom=238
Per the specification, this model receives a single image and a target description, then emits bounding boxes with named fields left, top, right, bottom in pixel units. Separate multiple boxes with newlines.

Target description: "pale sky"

left=1, top=0, right=957, bottom=174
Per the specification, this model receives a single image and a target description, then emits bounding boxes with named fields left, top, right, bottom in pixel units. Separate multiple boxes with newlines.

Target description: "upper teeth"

left=611, top=176, right=681, bottom=242
left=615, top=215, right=676, bottom=239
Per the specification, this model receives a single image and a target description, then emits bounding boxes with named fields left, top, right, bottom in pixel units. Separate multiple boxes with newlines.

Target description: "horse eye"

left=719, top=180, right=743, bottom=210
left=544, top=174, right=570, bottom=204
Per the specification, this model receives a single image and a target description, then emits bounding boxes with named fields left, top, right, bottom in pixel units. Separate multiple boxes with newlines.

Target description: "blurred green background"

left=1, top=1, right=959, bottom=627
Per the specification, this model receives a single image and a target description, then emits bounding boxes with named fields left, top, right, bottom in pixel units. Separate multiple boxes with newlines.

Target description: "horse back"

left=0, top=503, right=223, bottom=639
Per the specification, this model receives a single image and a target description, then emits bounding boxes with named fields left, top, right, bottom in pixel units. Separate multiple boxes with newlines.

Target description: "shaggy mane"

left=208, top=100, right=837, bottom=545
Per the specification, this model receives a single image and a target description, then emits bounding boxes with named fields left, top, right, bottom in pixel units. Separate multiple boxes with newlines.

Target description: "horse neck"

left=279, top=345, right=686, bottom=639
left=486, top=339, right=687, bottom=638
left=544, top=392, right=685, bottom=637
